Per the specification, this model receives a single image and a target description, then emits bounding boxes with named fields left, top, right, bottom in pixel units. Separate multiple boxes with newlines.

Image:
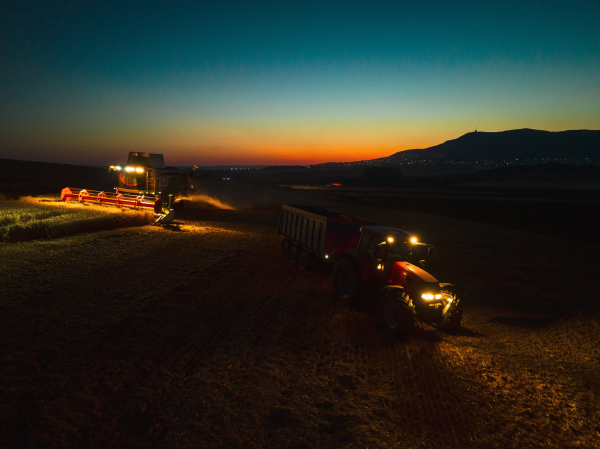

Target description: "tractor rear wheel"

left=436, top=295, right=463, bottom=333
left=333, top=258, right=362, bottom=306
left=298, top=251, right=309, bottom=271
left=289, top=245, right=299, bottom=264
left=281, top=240, right=290, bottom=259
left=381, top=290, right=415, bottom=336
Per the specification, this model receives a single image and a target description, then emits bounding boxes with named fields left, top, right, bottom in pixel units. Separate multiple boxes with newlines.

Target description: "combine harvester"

left=61, top=152, right=193, bottom=223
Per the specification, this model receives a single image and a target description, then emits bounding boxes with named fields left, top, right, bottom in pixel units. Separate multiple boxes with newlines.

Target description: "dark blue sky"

left=1, top=0, right=599, bottom=165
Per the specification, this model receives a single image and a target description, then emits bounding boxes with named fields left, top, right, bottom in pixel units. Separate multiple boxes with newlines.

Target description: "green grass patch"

left=0, top=195, right=154, bottom=243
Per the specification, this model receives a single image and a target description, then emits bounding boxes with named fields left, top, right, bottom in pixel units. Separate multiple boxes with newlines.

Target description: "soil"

left=1, top=175, right=599, bottom=448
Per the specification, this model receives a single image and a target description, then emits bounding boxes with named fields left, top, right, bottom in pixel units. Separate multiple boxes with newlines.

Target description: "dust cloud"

left=185, top=192, right=236, bottom=210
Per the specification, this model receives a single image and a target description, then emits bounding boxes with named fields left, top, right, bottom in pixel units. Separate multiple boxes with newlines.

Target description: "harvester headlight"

left=325, top=255, right=329, bottom=259
left=135, top=167, right=144, bottom=173
left=435, top=294, right=441, bottom=299
left=410, top=237, right=417, bottom=244
left=125, top=166, right=134, bottom=172
left=377, top=264, right=382, bottom=270
left=387, top=237, right=394, bottom=243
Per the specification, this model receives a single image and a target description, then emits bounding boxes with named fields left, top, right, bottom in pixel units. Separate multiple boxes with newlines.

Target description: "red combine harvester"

left=61, top=152, right=193, bottom=223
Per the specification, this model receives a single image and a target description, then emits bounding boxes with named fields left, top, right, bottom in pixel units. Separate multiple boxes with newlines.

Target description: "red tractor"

left=332, top=226, right=463, bottom=335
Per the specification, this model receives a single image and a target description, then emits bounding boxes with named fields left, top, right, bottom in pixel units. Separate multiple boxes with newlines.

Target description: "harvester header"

left=61, top=152, right=193, bottom=223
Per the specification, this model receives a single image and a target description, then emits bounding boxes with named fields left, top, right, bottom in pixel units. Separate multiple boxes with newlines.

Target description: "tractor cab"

left=358, top=226, right=432, bottom=273
left=334, top=225, right=462, bottom=334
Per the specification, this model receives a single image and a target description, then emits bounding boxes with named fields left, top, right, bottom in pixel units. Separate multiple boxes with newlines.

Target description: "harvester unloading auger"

left=61, top=152, right=194, bottom=224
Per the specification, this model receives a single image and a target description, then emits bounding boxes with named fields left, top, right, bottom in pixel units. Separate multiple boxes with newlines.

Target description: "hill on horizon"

left=365, top=128, right=600, bottom=166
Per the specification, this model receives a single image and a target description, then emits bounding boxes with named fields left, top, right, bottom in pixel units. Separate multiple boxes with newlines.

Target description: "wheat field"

left=0, top=195, right=153, bottom=243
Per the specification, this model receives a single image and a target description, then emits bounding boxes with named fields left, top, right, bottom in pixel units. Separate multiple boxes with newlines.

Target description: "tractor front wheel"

left=333, top=258, right=362, bottom=306
left=381, top=291, right=415, bottom=336
left=436, top=295, right=463, bottom=333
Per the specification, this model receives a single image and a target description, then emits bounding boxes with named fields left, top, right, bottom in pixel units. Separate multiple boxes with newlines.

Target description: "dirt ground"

left=1, top=178, right=599, bottom=448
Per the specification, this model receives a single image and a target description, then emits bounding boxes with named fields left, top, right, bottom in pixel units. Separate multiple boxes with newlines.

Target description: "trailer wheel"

left=289, top=245, right=299, bottom=264
left=281, top=240, right=290, bottom=259
left=298, top=251, right=309, bottom=271
left=436, top=295, right=463, bottom=333
left=333, top=258, right=362, bottom=306
left=381, top=291, right=415, bottom=336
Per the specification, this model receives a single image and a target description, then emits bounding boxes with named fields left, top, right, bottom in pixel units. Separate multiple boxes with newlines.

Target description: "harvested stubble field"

left=1, top=175, right=599, bottom=448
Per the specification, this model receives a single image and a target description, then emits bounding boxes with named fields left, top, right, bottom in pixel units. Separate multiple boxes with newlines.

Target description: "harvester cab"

left=61, top=152, right=193, bottom=224
left=333, top=226, right=463, bottom=335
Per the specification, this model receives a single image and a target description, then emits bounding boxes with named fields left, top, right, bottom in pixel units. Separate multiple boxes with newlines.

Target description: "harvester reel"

left=78, top=189, right=88, bottom=203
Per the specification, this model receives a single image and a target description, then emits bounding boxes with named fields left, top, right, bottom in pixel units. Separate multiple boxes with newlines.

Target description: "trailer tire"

left=298, top=251, right=309, bottom=271
left=381, top=290, right=415, bottom=336
left=289, top=245, right=299, bottom=264
left=436, top=295, right=463, bottom=333
left=281, top=240, right=290, bottom=259
left=333, top=258, right=362, bottom=306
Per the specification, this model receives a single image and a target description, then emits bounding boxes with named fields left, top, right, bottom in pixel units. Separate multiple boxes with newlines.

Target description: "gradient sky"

left=1, top=0, right=599, bottom=166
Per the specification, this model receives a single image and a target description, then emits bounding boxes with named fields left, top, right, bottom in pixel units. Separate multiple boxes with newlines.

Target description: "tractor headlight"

left=377, top=264, right=383, bottom=270
left=410, top=237, right=417, bottom=244
left=421, top=293, right=442, bottom=300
